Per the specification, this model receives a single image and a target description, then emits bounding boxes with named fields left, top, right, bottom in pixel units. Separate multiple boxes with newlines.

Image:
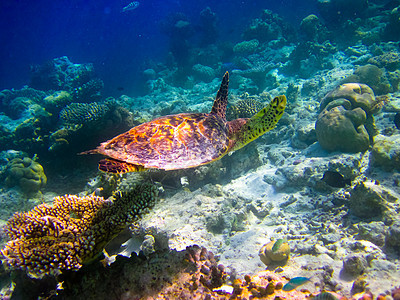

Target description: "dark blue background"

left=0, top=0, right=316, bottom=96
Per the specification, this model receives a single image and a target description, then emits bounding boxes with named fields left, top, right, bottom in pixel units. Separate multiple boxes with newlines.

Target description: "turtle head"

left=229, top=95, right=286, bottom=152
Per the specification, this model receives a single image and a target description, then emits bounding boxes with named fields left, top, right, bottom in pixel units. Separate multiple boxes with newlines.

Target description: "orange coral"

left=0, top=184, right=158, bottom=278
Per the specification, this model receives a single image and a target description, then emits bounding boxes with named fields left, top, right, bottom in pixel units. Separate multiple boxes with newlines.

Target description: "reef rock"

left=371, top=134, right=400, bottom=171
left=349, top=179, right=398, bottom=221
left=385, top=219, right=400, bottom=254
left=342, top=254, right=368, bottom=277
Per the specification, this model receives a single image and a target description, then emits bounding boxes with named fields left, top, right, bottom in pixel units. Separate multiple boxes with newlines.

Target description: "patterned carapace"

left=81, top=72, right=286, bottom=174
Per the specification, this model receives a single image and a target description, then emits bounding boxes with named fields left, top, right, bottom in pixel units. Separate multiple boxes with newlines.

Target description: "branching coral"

left=0, top=184, right=158, bottom=278
left=59, top=102, right=111, bottom=126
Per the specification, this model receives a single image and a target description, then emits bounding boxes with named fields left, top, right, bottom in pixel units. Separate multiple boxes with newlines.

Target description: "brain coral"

left=316, top=83, right=379, bottom=152
left=4, top=157, right=47, bottom=195
left=0, top=184, right=158, bottom=278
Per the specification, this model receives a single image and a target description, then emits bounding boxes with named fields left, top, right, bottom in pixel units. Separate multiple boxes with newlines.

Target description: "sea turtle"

left=81, top=72, right=286, bottom=174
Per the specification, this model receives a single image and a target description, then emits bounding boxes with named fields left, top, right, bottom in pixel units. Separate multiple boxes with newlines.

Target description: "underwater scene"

left=0, top=0, right=400, bottom=299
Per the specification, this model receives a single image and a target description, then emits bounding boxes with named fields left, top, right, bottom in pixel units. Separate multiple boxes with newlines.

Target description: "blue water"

left=0, top=0, right=316, bottom=96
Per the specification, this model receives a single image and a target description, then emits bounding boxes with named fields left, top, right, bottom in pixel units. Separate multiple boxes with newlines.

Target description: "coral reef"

left=29, top=56, right=96, bottom=92
left=3, top=156, right=47, bottom=196
left=317, top=0, right=369, bottom=24
left=191, top=64, right=216, bottom=82
left=0, top=87, right=47, bottom=120
left=3, top=245, right=353, bottom=300
left=0, top=184, right=158, bottom=278
left=300, top=14, right=329, bottom=42
left=284, top=41, right=337, bottom=78
left=160, top=12, right=193, bottom=69
left=42, top=90, right=73, bottom=115
left=70, top=79, right=104, bottom=103
left=199, top=7, right=218, bottom=45
left=315, top=83, right=380, bottom=152
left=368, top=52, right=400, bottom=72
left=383, top=5, right=400, bottom=41
left=243, top=9, right=294, bottom=43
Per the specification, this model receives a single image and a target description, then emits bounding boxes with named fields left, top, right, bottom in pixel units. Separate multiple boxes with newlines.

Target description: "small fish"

left=322, top=171, right=351, bottom=188
left=272, top=239, right=286, bottom=252
left=282, top=277, right=310, bottom=291
left=122, top=1, right=139, bottom=12
left=394, top=112, right=400, bottom=129
left=312, top=292, right=340, bottom=300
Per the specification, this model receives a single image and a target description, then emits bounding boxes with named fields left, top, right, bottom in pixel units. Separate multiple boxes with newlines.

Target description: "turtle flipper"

left=210, top=71, right=229, bottom=121
left=98, top=158, right=146, bottom=174
left=231, top=95, right=286, bottom=151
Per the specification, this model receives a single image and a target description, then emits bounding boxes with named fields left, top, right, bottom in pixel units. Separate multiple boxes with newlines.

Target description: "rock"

left=349, top=180, right=398, bottom=221
left=385, top=220, right=400, bottom=253
left=371, top=134, right=400, bottom=171
left=342, top=254, right=368, bottom=276
left=140, top=234, right=156, bottom=256
left=356, top=222, right=386, bottom=247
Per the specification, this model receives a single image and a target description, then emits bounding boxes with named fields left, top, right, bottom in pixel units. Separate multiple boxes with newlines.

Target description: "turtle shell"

left=95, top=112, right=230, bottom=170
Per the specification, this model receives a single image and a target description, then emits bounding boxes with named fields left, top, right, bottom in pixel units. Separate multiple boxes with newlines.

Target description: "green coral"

left=344, top=64, right=392, bottom=95
left=368, top=52, right=400, bottom=72
left=4, top=157, right=47, bottom=196
left=233, top=39, right=259, bottom=54
left=316, top=83, right=382, bottom=153
left=0, top=184, right=158, bottom=278
left=43, top=90, right=73, bottom=114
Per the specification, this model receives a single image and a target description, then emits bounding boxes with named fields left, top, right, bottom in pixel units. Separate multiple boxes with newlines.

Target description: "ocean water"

left=0, top=0, right=400, bottom=299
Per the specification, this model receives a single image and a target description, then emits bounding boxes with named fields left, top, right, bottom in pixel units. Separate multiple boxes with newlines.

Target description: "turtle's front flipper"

left=231, top=95, right=286, bottom=152
left=99, top=158, right=147, bottom=174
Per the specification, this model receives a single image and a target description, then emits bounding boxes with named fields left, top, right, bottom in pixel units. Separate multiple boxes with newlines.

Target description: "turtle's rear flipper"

left=99, top=158, right=146, bottom=174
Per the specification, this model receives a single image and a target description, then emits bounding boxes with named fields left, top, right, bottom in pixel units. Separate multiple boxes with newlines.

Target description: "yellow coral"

left=0, top=184, right=158, bottom=278
left=4, top=157, right=47, bottom=195
left=259, top=240, right=290, bottom=265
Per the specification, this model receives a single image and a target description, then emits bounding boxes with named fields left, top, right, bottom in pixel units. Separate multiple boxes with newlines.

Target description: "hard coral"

left=4, top=157, right=47, bottom=196
left=259, top=240, right=290, bottom=266
left=316, top=83, right=379, bottom=153
left=59, top=102, right=110, bottom=126
left=0, top=184, right=158, bottom=278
